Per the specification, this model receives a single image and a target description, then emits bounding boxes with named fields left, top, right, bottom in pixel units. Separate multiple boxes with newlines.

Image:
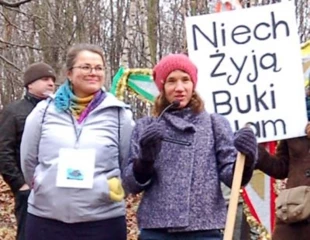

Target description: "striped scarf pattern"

left=54, top=80, right=106, bottom=123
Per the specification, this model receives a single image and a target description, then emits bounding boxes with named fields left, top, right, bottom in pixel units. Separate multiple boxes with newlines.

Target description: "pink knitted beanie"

left=152, top=54, right=198, bottom=91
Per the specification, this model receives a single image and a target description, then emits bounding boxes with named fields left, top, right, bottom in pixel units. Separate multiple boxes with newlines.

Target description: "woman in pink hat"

left=122, top=53, right=257, bottom=239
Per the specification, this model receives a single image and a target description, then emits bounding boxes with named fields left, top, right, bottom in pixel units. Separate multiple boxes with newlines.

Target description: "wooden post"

left=223, top=152, right=246, bottom=240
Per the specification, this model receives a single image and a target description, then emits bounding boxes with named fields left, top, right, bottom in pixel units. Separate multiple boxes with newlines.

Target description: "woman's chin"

left=84, top=85, right=101, bottom=94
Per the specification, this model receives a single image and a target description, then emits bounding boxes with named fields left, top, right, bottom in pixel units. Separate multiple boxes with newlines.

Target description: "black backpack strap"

left=118, top=108, right=121, bottom=168
left=38, top=99, right=52, bottom=146
left=41, top=98, right=52, bottom=124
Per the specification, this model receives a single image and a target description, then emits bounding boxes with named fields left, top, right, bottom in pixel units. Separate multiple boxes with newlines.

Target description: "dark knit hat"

left=152, top=54, right=198, bottom=92
left=24, top=62, right=56, bottom=87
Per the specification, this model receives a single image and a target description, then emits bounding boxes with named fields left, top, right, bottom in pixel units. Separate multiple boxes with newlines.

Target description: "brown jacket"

left=257, top=137, right=310, bottom=240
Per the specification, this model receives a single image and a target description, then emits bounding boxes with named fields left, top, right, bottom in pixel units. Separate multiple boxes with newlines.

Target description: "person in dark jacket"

left=256, top=129, right=310, bottom=240
left=123, top=53, right=258, bottom=240
left=255, top=91, right=310, bottom=240
left=0, top=62, right=56, bottom=240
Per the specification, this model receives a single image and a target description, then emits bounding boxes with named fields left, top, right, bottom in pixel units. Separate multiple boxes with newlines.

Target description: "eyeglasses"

left=72, top=65, right=105, bottom=75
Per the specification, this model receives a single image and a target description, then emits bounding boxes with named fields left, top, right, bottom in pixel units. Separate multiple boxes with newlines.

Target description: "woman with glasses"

left=20, top=43, right=134, bottom=240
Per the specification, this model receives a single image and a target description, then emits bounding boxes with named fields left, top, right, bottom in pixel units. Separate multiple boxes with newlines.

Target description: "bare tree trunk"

left=157, top=3, right=163, bottom=60
left=138, top=0, right=151, bottom=67
left=181, top=0, right=189, bottom=53
left=190, top=0, right=197, bottom=16
left=115, top=0, right=125, bottom=70
left=147, top=0, right=158, bottom=65
left=121, top=0, right=136, bottom=68
left=109, top=0, right=116, bottom=76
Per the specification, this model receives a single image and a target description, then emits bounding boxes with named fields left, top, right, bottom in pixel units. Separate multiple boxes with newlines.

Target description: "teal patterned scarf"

left=54, top=80, right=106, bottom=123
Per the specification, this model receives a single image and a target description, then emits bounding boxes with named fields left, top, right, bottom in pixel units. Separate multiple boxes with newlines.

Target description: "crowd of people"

left=0, top=43, right=309, bottom=240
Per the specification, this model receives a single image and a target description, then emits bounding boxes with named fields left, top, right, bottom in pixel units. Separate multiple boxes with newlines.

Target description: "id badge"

left=56, top=148, right=96, bottom=189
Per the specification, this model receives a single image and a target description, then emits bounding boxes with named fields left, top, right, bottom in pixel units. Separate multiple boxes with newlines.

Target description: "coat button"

left=306, top=169, right=310, bottom=177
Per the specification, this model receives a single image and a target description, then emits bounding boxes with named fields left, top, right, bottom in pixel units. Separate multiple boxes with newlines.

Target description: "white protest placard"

left=185, top=2, right=307, bottom=142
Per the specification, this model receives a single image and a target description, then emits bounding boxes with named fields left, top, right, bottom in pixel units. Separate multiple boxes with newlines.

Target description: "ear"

left=67, top=70, right=73, bottom=80
left=27, top=82, right=33, bottom=90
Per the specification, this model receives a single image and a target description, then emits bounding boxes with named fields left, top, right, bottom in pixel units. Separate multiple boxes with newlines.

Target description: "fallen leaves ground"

left=0, top=177, right=140, bottom=240
left=0, top=178, right=16, bottom=240
left=0, top=177, right=263, bottom=240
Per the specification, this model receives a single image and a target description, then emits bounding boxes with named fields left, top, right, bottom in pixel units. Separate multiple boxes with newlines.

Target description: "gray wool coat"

left=122, top=108, right=254, bottom=232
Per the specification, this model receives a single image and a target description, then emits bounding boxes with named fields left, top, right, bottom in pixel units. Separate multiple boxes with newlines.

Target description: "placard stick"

left=223, top=151, right=246, bottom=240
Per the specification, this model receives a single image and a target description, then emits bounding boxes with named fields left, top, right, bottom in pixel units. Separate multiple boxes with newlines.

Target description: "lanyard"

left=68, top=113, right=85, bottom=148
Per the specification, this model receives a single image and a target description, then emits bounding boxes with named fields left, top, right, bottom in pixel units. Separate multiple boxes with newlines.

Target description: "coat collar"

left=24, top=91, right=43, bottom=107
left=161, top=107, right=207, bottom=132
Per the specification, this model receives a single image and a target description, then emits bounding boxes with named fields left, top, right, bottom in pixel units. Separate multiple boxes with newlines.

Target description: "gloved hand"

left=133, top=121, right=165, bottom=183
left=233, top=127, right=257, bottom=166
left=108, top=177, right=125, bottom=202
left=140, top=121, right=165, bottom=162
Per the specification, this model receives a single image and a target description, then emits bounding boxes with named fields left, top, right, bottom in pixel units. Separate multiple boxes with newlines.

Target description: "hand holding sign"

left=233, top=127, right=257, bottom=165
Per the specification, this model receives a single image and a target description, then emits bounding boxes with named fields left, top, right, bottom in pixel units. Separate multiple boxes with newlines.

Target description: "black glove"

left=233, top=127, right=257, bottom=166
left=234, top=127, right=257, bottom=186
left=140, top=122, right=164, bottom=160
left=133, top=122, right=164, bottom=183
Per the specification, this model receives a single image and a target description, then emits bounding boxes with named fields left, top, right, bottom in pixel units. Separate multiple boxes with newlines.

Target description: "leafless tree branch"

left=0, top=0, right=32, bottom=8
left=0, top=38, right=42, bottom=50
left=0, top=11, right=29, bottom=32
left=0, top=54, right=21, bottom=71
